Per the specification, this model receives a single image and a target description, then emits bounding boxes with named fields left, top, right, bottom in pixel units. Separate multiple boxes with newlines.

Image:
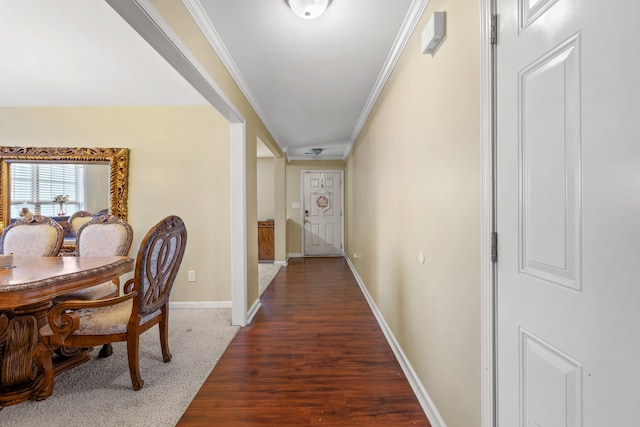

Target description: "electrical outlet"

left=188, top=270, right=196, bottom=282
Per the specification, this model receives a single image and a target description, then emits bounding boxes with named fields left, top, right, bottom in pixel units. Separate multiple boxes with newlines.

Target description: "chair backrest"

left=68, top=210, right=93, bottom=235
left=0, top=215, right=64, bottom=256
left=132, top=216, right=187, bottom=316
left=75, top=214, right=133, bottom=257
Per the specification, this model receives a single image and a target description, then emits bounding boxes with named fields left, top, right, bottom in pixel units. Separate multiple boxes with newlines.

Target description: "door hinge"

left=491, top=231, right=498, bottom=263
left=490, top=13, right=498, bottom=45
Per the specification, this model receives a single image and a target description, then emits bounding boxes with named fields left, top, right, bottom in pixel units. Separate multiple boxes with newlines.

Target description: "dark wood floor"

left=177, top=257, right=431, bottom=426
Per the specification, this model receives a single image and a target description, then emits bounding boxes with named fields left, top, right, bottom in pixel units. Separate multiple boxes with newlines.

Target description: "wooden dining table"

left=0, top=255, right=134, bottom=409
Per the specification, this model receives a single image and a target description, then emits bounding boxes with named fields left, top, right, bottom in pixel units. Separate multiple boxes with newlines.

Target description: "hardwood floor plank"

left=177, top=257, right=431, bottom=426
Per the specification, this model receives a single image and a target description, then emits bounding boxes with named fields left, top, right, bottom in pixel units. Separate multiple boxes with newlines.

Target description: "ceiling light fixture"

left=285, top=0, right=332, bottom=20
left=305, top=148, right=324, bottom=155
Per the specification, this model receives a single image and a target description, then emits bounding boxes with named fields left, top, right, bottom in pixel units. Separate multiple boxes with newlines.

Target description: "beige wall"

left=285, top=160, right=345, bottom=256
left=345, top=1, right=481, bottom=426
left=0, top=106, right=233, bottom=302
left=257, top=158, right=275, bottom=220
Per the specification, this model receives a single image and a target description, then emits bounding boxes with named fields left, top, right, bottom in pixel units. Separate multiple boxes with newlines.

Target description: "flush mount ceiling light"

left=305, top=148, right=324, bottom=155
left=285, top=0, right=333, bottom=20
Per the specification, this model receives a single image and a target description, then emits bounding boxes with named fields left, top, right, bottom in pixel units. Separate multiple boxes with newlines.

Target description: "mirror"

left=0, top=147, right=129, bottom=251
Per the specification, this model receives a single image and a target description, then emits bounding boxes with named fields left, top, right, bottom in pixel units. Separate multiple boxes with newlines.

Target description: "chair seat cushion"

left=40, top=299, right=161, bottom=337
left=54, top=281, right=118, bottom=302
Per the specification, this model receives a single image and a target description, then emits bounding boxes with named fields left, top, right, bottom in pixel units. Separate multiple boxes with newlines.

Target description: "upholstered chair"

left=68, top=210, right=93, bottom=235
left=52, top=214, right=133, bottom=358
left=57, top=214, right=133, bottom=301
left=0, top=215, right=64, bottom=256
left=40, top=215, right=187, bottom=391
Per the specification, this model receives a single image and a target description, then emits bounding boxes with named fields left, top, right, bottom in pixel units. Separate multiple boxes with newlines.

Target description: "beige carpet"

left=258, top=262, right=281, bottom=296
left=0, top=308, right=239, bottom=427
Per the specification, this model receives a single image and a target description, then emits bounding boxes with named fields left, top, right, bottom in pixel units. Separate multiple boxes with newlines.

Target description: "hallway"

left=177, top=257, right=430, bottom=426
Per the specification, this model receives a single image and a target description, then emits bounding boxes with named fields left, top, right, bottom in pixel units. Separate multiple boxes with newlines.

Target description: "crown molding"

left=343, top=0, right=430, bottom=160
left=182, top=0, right=429, bottom=162
left=183, top=0, right=283, bottom=144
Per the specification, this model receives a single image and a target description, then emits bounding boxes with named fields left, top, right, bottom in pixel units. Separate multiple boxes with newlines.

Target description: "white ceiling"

left=1, top=0, right=423, bottom=160
left=187, top=0, right=417, bottom=160
left=0, top=0, right=206, bottom=106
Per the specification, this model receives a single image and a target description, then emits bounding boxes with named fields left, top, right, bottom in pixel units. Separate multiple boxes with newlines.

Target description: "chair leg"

left=159, top=309, right=172, bottom=363
left=126, top=333, right=143, bottom=391
left=98, top=343, right=113, bottom=358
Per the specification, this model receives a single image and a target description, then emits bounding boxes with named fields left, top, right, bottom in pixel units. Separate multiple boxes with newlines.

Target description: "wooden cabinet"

left=258, top=220, right=274, bottom=262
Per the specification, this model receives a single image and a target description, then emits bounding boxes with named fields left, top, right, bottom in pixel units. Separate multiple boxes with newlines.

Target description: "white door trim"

left=300, top=170, right=344, bottom=256
left=230, top=123, right=248, bottom=326
left=106, top=0, right=250, bottom=326
left=480, top=0, right=496, bottom=426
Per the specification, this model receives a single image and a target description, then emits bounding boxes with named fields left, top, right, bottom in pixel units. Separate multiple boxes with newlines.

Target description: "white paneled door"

left=303, top=171, right=343, bottom=256
left=496, top=0, right=640, bottom=426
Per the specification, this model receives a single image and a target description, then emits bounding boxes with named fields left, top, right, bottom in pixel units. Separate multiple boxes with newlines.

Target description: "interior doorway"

left=111, top=1, right=249, bottom=326
left=257, top=137, right=276, bottom=263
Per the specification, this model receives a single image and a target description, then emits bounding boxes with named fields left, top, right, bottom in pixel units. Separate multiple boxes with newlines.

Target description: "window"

left=10, top=163, right=85, bottom=218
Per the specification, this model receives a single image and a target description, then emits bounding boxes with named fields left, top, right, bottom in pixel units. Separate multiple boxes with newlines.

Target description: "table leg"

left=0, top=310, right=44, bottom=408
left=0, top=304, right=91, bottom=409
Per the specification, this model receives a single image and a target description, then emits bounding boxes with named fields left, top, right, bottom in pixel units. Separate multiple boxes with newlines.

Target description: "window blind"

left=10, top=163, right=85, bottom=218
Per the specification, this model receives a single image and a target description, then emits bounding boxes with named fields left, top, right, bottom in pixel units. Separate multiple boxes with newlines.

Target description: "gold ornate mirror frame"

left=0, top=147, right=129, bottom=231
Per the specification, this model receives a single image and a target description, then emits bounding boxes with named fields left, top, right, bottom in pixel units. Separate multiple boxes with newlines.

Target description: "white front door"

left=303, top=171, right=343, bottom=256
left=496, top=0, right=640, bottom=425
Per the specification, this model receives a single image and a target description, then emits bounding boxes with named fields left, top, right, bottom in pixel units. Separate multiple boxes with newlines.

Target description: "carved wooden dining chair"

left=68, top=210, right=93, bottom=235
left=0, top=215, right=64, bottom=256
left=53, top=214, right=133, bottom=358
left=40, top=215, right=187, bottom=391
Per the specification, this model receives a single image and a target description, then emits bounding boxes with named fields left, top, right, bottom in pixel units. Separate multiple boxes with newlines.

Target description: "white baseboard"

left=169, top=301, right=231, bottom=309
left=287, top=253, right=303, bottom=261
left=345, top=256, right=448, bottom=427
left=246, top=298, right=261, bottom=325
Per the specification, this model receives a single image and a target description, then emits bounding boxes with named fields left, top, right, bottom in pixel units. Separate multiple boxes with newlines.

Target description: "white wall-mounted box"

left=421, top=11, right=446, bottom=56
